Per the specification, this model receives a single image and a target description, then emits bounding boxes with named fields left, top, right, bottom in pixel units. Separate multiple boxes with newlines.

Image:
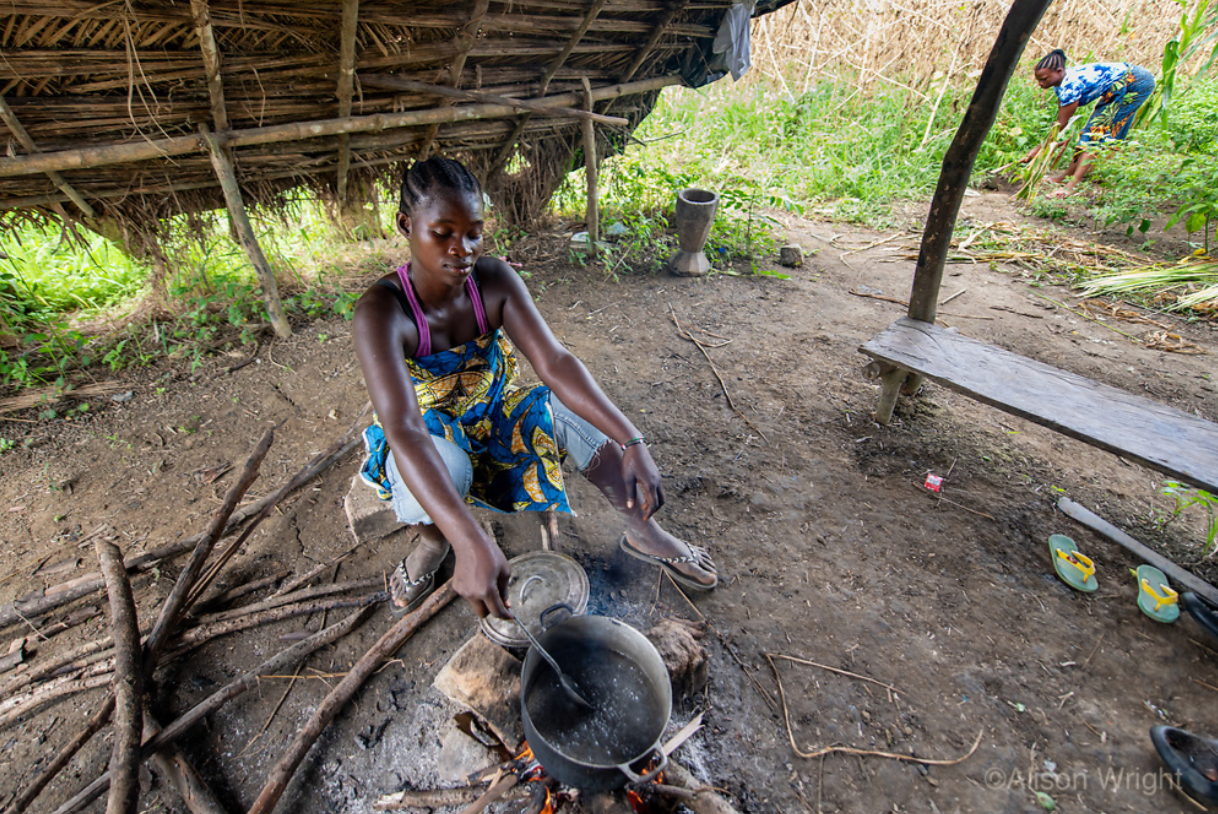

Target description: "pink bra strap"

left=466, top=273, right=489, bottom=336
left=395, top=263, right=431, bottom=358
left=395, top=262, right=489, bottom=358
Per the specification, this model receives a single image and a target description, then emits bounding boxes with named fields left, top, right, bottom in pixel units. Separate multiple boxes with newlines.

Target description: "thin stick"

left=1081, top=632, right=1105, bottom=668
left=664, top=572, right=777, bottom=712
left=1194, top=678, right=1218, bottom=694
left=96, top=541, right=142, bottom=814
left=668, top=304, right=768, bottom=442
left=941, top=287, right=967, bottom=305
left=766, top=653, right=899, bottom=695
left=198, top=578, right=382, bottom=624
left=247, top=582, right=457, bottom=814
left=456, top=774, right=518, bottom=814
left=373, top=784, right=529, bottom=810
left=144, top=428, right=275, bottom=668
left=0, top=670, right=113, bottom=731
left=48, top=605, right=377, bottom=814
left=168, top=592, right=385, bottom=652
left=273, top=543, right=364, bottom=597
left=2, top=698, right=113, bottom=814
left=767, top=654, right=982, bottom=764
left=842, top=232, right=904, bottom=257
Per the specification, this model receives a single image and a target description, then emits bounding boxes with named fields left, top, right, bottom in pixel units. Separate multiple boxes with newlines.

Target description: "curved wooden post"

left=907, top=0, right=1053, bottom=324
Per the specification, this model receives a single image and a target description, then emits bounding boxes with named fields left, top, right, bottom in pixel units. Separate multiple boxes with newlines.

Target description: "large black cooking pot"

left=520, top=607, right=671, bottom=791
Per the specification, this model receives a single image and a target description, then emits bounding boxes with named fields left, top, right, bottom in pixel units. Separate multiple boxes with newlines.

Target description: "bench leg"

left=875, top=367, right=908, bottom=425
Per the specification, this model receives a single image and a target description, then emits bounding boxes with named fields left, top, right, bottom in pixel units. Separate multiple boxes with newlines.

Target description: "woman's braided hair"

left=399, top=157, right=482, bottom=216
left=1035, top=48, right=1067, bottom=72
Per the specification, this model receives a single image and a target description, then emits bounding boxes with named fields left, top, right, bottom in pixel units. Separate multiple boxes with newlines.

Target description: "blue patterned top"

left=1054, top=63, right=1130, bottom=106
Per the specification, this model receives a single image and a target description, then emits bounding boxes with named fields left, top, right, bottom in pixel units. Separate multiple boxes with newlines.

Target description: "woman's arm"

left=481, top=262, right=665, bottom=520
left=353, top=286, right=511, bottom=618
left=1022, top=101, right=1081, bottom=163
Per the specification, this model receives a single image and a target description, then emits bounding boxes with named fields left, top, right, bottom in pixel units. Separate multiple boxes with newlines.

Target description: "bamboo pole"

left=361, top=76, right=628, bottom=126
left=0, top=75, right=681, bottom=180
left=907, top=0, right=1053, bottom=323
left=581, top=77, right=599, bottom=258
left=202, top=133, right=292, bottom=339
left=335, top=0, right=359, bottom=205
left=96, top=541, right=142, bottom=814
left=0, top=96, right=95, bottom=218
left=416, top=0, right=492, bottom=161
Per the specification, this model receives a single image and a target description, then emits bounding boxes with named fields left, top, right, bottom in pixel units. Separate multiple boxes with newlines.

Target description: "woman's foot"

left=390, top=528, right=451, bottom=614
left=620, top=521, right=717, bottom=591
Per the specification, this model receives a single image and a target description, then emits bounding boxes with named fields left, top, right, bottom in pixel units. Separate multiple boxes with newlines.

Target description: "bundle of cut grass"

left=1079, top=258, right=1218, bottom=315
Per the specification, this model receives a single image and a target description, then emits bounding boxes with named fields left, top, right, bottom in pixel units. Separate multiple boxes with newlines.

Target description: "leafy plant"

left=1159, top=480, right=1218, bottom=557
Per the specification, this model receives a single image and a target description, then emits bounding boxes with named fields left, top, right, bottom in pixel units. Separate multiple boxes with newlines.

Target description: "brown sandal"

left=619, top=534, right=718, bottom=591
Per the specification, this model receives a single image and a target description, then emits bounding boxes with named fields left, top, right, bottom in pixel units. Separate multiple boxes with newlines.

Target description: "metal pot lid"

left=480, top=551, right=589, bottom=648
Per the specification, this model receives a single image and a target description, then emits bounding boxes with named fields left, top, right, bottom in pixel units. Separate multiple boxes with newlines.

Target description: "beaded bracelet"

left=620, top=436, right=646, bottom=451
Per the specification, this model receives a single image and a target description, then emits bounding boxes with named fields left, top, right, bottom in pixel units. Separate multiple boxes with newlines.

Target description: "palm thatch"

left=0, top=0, right=778, bottom=234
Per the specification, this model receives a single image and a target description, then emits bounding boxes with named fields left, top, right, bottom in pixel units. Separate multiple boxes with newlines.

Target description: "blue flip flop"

left=1137, top=565, right=1179, bottom=623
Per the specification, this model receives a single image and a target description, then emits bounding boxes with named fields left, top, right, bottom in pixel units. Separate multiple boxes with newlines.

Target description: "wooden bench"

left=860, top=317, right=1218, bottom=494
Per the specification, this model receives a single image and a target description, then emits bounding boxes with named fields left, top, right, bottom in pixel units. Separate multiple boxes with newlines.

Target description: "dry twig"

left=96, top=541, right=142, bottom=814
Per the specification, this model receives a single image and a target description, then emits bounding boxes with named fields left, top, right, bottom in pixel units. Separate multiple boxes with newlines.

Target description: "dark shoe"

left=1182, top=592, right=1218, bottom=644
left=619, top=534, right=717, bottom=591
left=1150, top=726, right=1218, bottom=804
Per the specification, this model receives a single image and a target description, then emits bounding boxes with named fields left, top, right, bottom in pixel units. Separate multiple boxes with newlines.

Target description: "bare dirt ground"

left=2, top=188, right=1217, bottom=814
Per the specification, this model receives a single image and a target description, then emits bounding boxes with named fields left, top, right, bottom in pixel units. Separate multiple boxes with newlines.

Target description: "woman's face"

left=396, top=189, right=484, bottom=283
left=1034, top=66, right=1063, bottom=89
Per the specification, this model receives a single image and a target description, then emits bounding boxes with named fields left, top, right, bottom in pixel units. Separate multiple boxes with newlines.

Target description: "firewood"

left=48, top=604, right=377, bottom=814
left=143, top=428, right=275, bottom=668
left=96, top=540, right=143, bottom=814
left=247, top=581, right=457, bottom=814
left=2, top=698, right=113, bottom=814
left=142, top=711, right=232, bottom=814
left=0, top=436, right=360, bottom=634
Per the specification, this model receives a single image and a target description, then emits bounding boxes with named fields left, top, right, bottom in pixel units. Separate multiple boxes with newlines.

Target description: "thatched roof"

left=0, top=0, right=784, bottom=228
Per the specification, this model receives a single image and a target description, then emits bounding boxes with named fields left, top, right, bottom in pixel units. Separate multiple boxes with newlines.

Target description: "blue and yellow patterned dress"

left=359, top=264, right=570, bottom=514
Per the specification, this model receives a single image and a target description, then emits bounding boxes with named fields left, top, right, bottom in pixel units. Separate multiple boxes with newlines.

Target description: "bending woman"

left=1021, top=48, right=1155, bottom=192
left=354, top=157, right=717, bottom=620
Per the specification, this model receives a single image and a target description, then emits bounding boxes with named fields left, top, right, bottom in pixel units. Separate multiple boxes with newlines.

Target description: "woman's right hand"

left=452, top=530, right=512, bottom=619
left=1020, top=144, right=1042, bottom=164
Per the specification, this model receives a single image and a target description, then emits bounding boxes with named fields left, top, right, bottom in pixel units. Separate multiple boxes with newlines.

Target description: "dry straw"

left=749, top=0, right=1188, bottom=94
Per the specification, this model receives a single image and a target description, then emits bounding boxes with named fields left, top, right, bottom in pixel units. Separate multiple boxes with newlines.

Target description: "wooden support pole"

left=581, top=77, right=599, bottom=258
left=362, top=76, right=627, bottom=126
left=416, top=0, right=491, bottom=161
left=335, top=0, right=360, bottom=205
left=0, top=96, right=95, bottom=218
left=189, top=0, right=229, bottom=132
left=202, top=134, right=292, bottom=338
left=907, top=0, right=1053, bottom=323
left=875, top=367, right=908, bottom=426
left=95, top=541, right=142, bottom=814
left=620, top=1, right=686, bottom=82
left=0, top=75, right=679, bottom=181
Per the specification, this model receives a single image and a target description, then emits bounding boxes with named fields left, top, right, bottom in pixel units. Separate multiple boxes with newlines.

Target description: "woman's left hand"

left=621, top=443, right=665, bottom=521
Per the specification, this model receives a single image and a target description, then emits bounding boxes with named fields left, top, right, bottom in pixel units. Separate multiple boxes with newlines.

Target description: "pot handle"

left=616, top=748, right=668, bottom=785
left=539, top=602, right=575, bottom=631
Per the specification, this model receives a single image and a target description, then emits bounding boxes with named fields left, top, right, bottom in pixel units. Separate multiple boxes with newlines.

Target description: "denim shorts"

left=384, top=394, right=609, bottom=524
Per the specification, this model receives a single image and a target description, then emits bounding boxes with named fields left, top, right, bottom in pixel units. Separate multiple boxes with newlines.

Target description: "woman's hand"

left=452, top=530, right=512, bottom=619
left=1020, top=144, right=1043, bottom=164
left=621, top=443, right=665, bottom=521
